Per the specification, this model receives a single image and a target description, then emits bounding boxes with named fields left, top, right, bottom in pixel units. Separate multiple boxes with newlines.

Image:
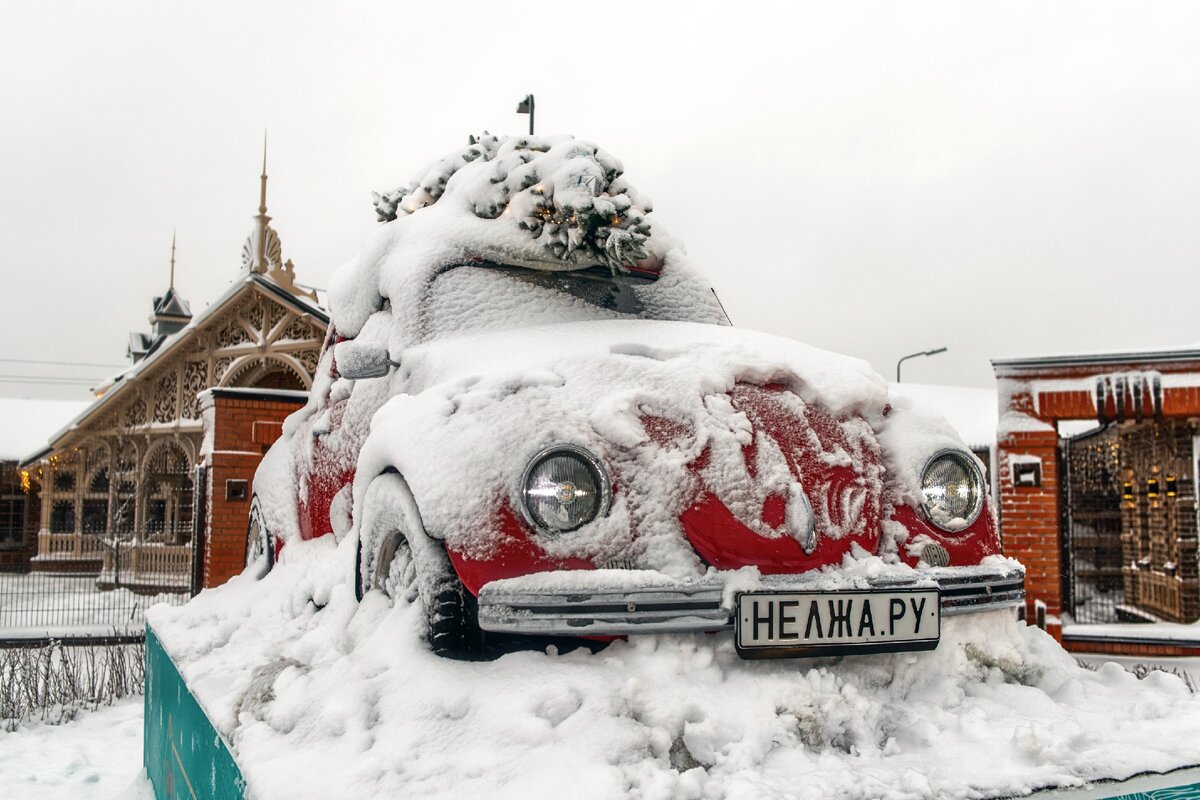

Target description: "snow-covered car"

left=247, top=134, right=1024, bottom=659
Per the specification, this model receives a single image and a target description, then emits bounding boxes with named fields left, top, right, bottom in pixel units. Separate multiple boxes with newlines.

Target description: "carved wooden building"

left=23, top=159, right=328, bottom=592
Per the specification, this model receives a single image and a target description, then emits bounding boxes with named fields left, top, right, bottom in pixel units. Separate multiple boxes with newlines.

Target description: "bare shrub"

left=1074, top=657, right=1198, bottom=693
left=0, top=636, right=146, bottom=730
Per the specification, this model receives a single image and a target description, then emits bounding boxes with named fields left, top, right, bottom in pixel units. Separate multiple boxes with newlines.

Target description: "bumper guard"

left=477, top=564, right=1025, bottom=636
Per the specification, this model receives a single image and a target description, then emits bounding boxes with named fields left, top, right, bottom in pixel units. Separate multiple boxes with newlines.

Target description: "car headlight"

left=920, top=450, right=984, bottom=532
left=520, top=445, right=610, bottom=534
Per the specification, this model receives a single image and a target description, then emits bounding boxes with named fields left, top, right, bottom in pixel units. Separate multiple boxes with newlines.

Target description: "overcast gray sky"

left=2, top=1, right=1199, bottom=400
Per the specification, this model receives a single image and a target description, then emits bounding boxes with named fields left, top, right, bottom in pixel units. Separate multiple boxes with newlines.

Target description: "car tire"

left=357, top=474, right=483, bottom=660
left=425, top=572, right=482, bottom=658
left=244, top=496, right=274, bottom=578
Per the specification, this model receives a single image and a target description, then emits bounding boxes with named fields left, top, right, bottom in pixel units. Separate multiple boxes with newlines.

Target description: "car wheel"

left=357, top=474, right=483, bottom=660
left=379, top=534, right=418, bottom=604
left=244, top=497, right=274, bottom=578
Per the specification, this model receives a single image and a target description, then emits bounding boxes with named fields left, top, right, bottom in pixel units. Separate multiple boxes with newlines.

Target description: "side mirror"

left=335, top=340, right=396, bottom=380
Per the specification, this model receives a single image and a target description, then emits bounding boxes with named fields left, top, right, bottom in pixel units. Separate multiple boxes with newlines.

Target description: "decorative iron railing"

left=34, top=531, right=106, bottom=561
left=99, top=542, right=193, bottom=590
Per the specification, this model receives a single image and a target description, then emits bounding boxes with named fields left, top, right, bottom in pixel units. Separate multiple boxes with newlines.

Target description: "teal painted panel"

left=1105, top=785, right=1200, bottom=799
left=144, top=625, right=246, bottom=800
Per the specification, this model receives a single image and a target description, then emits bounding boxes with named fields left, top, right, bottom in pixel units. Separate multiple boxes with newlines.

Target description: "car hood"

left=397, top=320, right=887, bottom=417
left=354, top=320, right=971, bottom=578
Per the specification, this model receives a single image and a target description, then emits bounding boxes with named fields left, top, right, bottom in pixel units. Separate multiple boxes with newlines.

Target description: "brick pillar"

left=998, top=427, right=1062, bottom=639
left=198, top=388, right=306, bottom=588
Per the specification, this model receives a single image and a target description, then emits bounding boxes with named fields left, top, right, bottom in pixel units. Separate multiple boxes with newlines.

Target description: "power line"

left=0, top=357, right=124, bottom=369
left=0, top=375, right=99, bottom=385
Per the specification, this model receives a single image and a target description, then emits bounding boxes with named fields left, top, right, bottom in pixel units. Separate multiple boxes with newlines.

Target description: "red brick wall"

left=997, top=428, right=1062, bottom=637
left=201, top=393, right=305, bottom=588
left=1162, top=386, right=1200, bottom=417
left=1035, top=389, right=1094, bottom=420
left=1063, top=638, right=1200, bottom=658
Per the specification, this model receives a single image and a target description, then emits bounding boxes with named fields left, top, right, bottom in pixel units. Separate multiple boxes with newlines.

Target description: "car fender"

left=353, top=470, right=443, bottom=600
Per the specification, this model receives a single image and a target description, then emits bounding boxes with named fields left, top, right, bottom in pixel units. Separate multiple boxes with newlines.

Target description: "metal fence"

left=0, top=569, right=191, bottom=640
left=0, top=466, right=208, bottom=644
left=1062, top=425, right=1127, bottom=624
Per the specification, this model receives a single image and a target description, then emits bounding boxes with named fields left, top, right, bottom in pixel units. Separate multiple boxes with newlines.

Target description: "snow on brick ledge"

left=145, top=538, right=1200, bottom=800
left=1065, top=621, right=1200, bottom=643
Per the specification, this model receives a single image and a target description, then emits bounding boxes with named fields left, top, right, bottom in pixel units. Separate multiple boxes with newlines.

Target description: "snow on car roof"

left=328, top=134, right=720, bottom=340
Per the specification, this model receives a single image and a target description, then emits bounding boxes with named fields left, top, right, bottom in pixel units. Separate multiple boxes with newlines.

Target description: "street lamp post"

left=516, top=94, right=535, bottom=135
left=896, top=347, right=948, bottom=383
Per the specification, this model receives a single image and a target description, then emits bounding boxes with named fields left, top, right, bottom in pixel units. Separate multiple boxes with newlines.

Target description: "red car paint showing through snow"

left=448, top=505, right=594, bottom=596
left=441, top=382, right=1002, bottom=594
left=293, top=339, right=360, bottom=546
left=274, top=332, right=999, bottom=596
left=681, top=383, right=883, bottom=571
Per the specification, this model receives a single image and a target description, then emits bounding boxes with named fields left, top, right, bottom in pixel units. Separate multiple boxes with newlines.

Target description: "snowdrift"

left=148, top=538, right=1200, bottom=800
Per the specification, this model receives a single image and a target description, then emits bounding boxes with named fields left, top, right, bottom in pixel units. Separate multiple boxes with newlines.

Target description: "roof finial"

left=259, top=130, right=268, bottom=216
left=169, top=229, right=176, bottom=290
left=255, top=130, right=271, bottom=273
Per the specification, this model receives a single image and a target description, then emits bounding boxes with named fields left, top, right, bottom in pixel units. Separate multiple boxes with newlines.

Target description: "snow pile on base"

left=148, top=540, right=1200, bottom=800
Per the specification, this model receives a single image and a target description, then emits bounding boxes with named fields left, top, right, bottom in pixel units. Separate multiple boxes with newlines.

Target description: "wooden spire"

left=255, top=131, right=271, bottom=273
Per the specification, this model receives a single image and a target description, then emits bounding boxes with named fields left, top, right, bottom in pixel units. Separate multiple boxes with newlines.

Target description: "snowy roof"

left=0, top=398, right=93, bottom=462
left=127, top=331, right=154, bottom=360
left=152, top=286, right=192, bottom=320
left=993, top=343, right=1200, bottom=372
left=36, top=273, right=328, bottom=462
left=887, top=382, right=998, bottom=449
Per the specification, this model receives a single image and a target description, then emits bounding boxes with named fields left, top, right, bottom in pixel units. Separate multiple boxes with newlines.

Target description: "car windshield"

left=416, top=261, right=728, bottom=341
left=485, top=263, right=654, bottom=313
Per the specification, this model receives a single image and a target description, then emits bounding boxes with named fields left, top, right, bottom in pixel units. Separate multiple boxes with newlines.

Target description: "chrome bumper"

left=477, top=564, right=1025, bottom=636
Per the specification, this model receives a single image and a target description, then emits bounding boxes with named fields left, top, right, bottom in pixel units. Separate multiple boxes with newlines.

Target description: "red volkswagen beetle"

left=247, top=134, right=1023, bottom=659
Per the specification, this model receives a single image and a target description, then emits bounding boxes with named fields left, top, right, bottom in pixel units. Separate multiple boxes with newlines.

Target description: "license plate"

left=735, top=588, right=940, bottom=659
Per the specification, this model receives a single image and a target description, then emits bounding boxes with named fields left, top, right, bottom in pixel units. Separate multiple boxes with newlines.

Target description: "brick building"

left=994, top=348, right=1200, bottom=657
left=21, top=156, right=328, bottom=592
left=196, top=387, right=307, bottom=586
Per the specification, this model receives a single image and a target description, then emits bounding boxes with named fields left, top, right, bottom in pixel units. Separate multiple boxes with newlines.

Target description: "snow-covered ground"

left=144, top=537, right=1200, bottom=800
left=0, top=697, right=152, bottom=799
left=1074, top=653, right=1200, bottom=689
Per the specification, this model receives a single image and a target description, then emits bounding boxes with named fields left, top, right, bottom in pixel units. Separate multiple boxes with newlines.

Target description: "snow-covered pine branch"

left=371, top=134, right=653, bottom=273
